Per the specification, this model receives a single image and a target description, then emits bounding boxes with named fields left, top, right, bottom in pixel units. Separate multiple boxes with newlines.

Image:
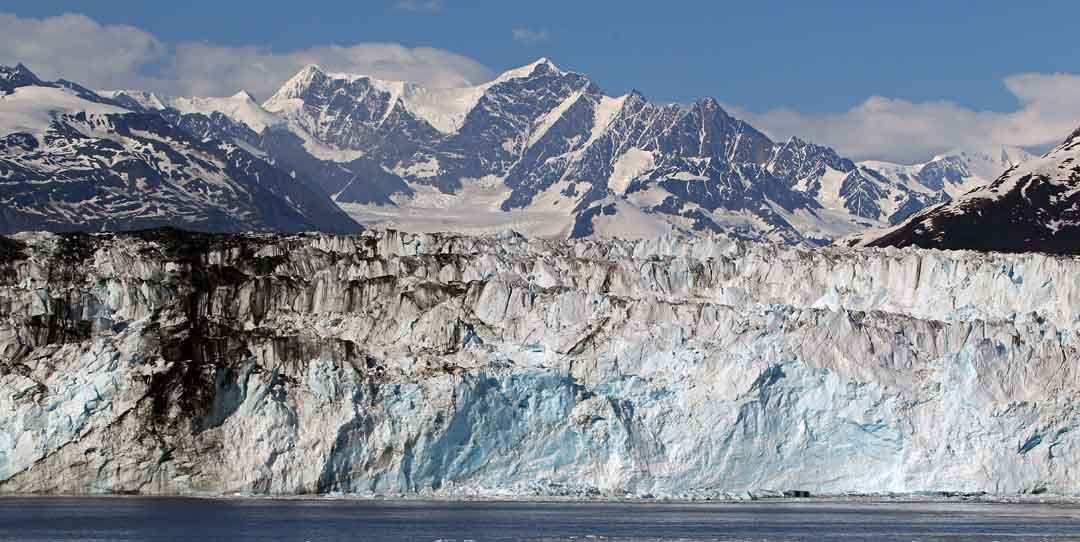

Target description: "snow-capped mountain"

left=1, top=59, right=1034, bottom=243
left=247, top=60, right=892, bottom=243
left=0, top=65, right=360, bottom=235
left=207, top=58, right=1024, bottom=244
left=862, top=127, right=1080, bottom=254
left=103, top=89, right=284, bottom=134
left=859, top=146, right=1034, bottom=199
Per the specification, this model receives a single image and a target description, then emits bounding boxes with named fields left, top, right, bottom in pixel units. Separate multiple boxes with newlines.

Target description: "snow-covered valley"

left=1, top=229, right=1076, bottom=498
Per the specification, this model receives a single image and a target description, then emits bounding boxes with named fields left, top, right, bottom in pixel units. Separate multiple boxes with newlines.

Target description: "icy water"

left=0, top=498, right=1078, bottom=541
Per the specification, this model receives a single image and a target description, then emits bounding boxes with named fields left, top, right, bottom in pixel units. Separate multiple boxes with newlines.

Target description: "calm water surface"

left=0, top=497, right=1078, bottom=541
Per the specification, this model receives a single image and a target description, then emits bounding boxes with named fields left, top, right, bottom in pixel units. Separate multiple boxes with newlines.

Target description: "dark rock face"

left=840, top=170, right=888, bottom=220
left=0, top=64, right=43, bottom=95
left=868, top=130, right=1080, bottom=254
left=256, top=129, right=415, bottom=205
left=917, top=156, right=970, bottom=191
left=0, top=234, right=25, bottom=261
left=768, top=137, right=855, bottom=183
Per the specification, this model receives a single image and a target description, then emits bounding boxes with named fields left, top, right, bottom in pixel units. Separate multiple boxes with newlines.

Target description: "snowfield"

left=0, top=85, right=127, bottom=139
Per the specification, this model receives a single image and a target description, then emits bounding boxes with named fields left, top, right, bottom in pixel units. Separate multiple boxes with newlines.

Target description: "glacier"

left=0, top=229, right=1077, bottom=498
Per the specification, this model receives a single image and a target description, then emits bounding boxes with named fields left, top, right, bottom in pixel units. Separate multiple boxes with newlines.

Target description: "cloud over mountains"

left=731, top=73, right=1080, bottom=163
left=3, top=11, right=1079, bottom=164
left=0, top=12, right=491, bottom=99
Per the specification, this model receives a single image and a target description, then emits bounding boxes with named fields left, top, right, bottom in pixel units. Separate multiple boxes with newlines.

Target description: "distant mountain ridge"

left=1, top=59, right=1035, bottom=243
left=861, top=127, right=1080, bottom=254
left=0, top=65, right=360, bottom=235
left=859, top=145, right=1034, bottom=199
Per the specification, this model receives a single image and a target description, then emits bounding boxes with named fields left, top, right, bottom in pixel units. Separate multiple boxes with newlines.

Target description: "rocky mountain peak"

left=696, top=96, right=723, bottom=110
left=491, top=57, right=564, bottom=85
left=224, top=56, right=1031, bottom=245
left=265, top=64, right=330, bottom=105
left=0, top=63, right=43, bottom=94
left=231, top=90, right=257, bottom=103
left=0, top=63, right=39, bottom=81
left=100, top=89, right=169, bottom=111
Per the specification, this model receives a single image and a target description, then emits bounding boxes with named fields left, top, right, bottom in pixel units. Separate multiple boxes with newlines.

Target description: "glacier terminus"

left=0, top=229, right=1076, bottom=498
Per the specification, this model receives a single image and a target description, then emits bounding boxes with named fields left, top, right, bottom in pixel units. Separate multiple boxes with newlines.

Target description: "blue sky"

left=4, top=1, right=1080, bottom=162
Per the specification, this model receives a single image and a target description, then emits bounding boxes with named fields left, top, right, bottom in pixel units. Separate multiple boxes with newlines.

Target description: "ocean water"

left=0, top=498, right=1077, bottom=541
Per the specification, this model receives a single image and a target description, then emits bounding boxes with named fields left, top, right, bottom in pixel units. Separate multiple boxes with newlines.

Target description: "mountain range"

left=0, top=64, right=359, bottom=235
left=0, top=59, right=1040, bottom=244
left=859, top=126, right=1080, bottom=254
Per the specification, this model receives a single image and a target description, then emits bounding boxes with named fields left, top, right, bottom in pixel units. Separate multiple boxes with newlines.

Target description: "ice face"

left=0, top=230, right=1076, bottom=497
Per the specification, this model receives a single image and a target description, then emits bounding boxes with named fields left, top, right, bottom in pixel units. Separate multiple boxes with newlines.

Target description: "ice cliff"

left=0, top=229, right=1077, bottom=497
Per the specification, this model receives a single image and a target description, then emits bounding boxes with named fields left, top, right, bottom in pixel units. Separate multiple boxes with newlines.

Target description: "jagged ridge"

left=0, top=65, right=361, bottom=235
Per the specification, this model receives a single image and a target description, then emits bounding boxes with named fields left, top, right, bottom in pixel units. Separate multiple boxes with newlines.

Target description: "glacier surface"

left=0, top=229, right=1077, bottom=497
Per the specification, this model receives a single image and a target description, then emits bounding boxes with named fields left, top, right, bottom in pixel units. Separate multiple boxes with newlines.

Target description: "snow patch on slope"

left=528, top=91, right=583, bottom=148
left=814, top=167, right=848, bottom=209
left=401, top=85, right=487, bottom=133
left=587, top=95, right=627, bottom=145
left=609, top=149, right=654, bottom=194
left=588, top=200, right=675, bottom=239
left=341, top=177, right=579, bottom=238
left=169, top=92, right=283, bottom=133
left=394, top=156, right=441, bottom=179
left=492, top=58, right=562, bottom=85
left=0, top=86, right=128, bottom=138
left=368, top=79, right=405, bottom=126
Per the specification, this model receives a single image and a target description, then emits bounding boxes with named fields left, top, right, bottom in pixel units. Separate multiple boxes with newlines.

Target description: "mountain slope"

left=864, top=127, right=1080, bottom=254
left=0, top=65, right=361, bottom=235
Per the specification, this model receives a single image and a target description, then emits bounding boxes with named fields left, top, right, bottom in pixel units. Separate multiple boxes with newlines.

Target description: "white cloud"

left=512, top=28, right=550, bottom=44
left=0, top=13, right=165, bottom=90
left=729, top=73, right=1080, bottom=164
left=167, top=42, right=493, bottom=97
left=0, top=12, right=492, bottom=99
left=395, top=0, right=443, bottom=14
left=4, top=13, right=1079, bottom=164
